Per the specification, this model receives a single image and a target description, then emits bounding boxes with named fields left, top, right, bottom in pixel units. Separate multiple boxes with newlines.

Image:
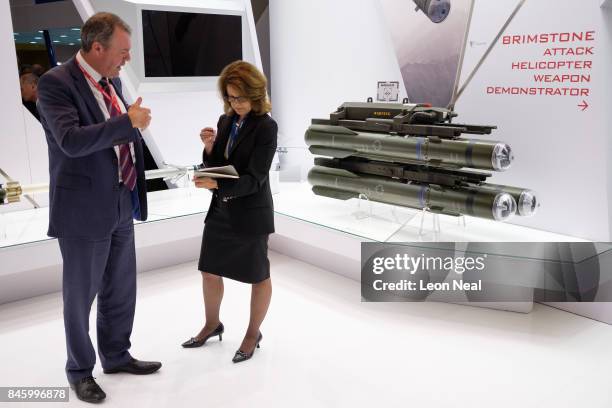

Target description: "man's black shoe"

left=70, top=376, right=106, bottom=403
left=103, top=358, right=162, bottom=375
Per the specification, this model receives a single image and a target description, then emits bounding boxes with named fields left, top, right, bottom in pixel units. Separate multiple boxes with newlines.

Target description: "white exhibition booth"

left=1, top=0, right=612, bottom=324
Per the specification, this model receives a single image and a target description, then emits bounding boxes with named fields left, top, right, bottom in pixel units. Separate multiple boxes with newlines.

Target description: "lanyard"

left=230, top=117, right=243, bottom=138
left=228, top=116, right=244, bottom=151
left=75, top=58, right=123, bottom=115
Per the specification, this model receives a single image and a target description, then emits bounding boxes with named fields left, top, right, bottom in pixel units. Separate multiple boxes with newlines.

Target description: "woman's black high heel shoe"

left=232, top=332, right=262, bottom=363
left=181, top=322, right=224, bottom=348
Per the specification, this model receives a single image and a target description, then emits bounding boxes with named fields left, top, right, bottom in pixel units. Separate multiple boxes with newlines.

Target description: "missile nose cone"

left=491, top=143, right=514, bottom=171
left=518, top=190, right=540, bottom=217
left=492, top=193, right=517, bottom=221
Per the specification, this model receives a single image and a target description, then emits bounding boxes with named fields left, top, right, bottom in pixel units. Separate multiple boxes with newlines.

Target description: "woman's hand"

left=200, top=127, right=216, bottom=156
left=194, top=177, right=218, bottom=190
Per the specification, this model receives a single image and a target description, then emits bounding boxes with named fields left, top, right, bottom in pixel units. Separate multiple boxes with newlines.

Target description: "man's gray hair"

left=81, top=12, right=131, bottom=52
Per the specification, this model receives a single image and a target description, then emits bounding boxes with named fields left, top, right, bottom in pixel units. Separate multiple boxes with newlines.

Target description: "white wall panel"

left=269, top=0, right=612, bottom=240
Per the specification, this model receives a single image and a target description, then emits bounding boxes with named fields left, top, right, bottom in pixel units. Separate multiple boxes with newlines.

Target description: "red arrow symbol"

left=578, top=100, right=589, bottom=111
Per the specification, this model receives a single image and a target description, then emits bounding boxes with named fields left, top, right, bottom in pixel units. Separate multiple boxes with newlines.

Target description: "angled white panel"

left=72, top=0, right=262, bottom=169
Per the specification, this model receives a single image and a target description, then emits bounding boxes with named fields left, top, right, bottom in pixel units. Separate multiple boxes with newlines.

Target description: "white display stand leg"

left=384, top=205, right=418, bottom=241
left=417, top=207, right=441, bottom=241
left=457, top=214, right=467, bottom=228
left=352, top=193, right=374, bottom=220
left=351, top=195, right=421, bottom=241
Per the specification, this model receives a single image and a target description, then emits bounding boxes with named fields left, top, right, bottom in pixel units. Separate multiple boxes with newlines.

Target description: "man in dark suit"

left=20, top=72, right=40, bottom=121
left=37, top=12, right=161, bottom=403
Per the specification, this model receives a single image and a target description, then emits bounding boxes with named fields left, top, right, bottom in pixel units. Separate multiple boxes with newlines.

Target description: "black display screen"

left=142, top=10, right=242, bottom=77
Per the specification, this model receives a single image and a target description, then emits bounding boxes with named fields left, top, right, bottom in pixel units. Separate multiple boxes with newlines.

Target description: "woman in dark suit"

left=181, top=60, right=277, bottom=363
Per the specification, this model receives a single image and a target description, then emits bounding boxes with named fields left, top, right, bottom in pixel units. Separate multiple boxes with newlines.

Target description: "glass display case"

left=272, top=141, right=579, bottom=244
left=0, top=179, right=212, bottom=249
left=1, top=154, right=580, bottom=251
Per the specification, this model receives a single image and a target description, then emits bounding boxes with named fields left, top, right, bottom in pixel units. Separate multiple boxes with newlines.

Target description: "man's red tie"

left=98, top=78, right=137, bottom=191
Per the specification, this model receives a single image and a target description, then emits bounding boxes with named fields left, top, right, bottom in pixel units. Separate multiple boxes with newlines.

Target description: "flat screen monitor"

left=142, top=10, right=242, bottom=77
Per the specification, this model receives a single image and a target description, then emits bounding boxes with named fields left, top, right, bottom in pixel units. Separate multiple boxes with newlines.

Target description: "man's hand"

left=194, top=177, right=218, bottom=190
left=200, top=127, right=216, bottom=156
left=128, top=97, right=151, bottom=129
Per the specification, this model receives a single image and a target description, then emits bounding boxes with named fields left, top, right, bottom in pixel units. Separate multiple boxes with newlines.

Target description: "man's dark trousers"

left=59, top=184, right=136, bottom=383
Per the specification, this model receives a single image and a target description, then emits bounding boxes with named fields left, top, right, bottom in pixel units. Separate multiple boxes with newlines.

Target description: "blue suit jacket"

left=37, top=56, right=148, bottom=240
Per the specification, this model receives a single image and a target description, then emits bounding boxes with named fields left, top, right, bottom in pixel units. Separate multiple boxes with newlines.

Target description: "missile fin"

left=312, top=186, right=357, bottom=201
left=309, top=146, right=355, bottom=159
left=310, top=165, right=360, bottom=178
left=307, top=124, right=358, bottom=135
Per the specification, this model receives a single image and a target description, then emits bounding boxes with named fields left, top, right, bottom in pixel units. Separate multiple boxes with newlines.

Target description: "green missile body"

left=307, top=165, right=517, bottom=221
left=313, top=157, right=539, bottom=217
left=305, top=124, right=514, bottom=171
left=305, top=101, right=537, bottom=221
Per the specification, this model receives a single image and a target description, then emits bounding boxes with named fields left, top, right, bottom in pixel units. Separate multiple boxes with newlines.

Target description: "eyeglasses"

left=224, top=95, right=249, bottom=104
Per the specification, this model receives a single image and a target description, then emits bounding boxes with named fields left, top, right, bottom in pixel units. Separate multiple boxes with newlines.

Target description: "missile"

left=313, top=157, right=538, bottom=217
left=305, top=101, right=538, bottom=221
left=305, top=124, right=514, bottom=171
left=308, top=165, right=517, bottom=221
left=413, top=0, right=451, bottom=23
left=143, top=165, right=200, bottom=181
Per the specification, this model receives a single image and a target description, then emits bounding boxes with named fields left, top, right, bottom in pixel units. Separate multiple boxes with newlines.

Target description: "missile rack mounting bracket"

left=317, top=101, right=497, bottom=140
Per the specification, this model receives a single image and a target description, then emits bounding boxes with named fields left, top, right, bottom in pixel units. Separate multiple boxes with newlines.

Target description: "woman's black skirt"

left=198, top=196, right=270, bottom=284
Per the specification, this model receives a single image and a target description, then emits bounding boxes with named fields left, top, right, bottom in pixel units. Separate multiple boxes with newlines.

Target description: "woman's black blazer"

left=202, top=112, right=278, bottom=235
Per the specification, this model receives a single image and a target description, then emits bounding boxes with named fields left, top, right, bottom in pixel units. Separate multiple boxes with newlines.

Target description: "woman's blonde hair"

left=218, top=60, right=271, bottom=116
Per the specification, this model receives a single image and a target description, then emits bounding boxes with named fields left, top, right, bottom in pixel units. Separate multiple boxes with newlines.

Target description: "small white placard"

left=377, top=81, right=400, bottom=102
